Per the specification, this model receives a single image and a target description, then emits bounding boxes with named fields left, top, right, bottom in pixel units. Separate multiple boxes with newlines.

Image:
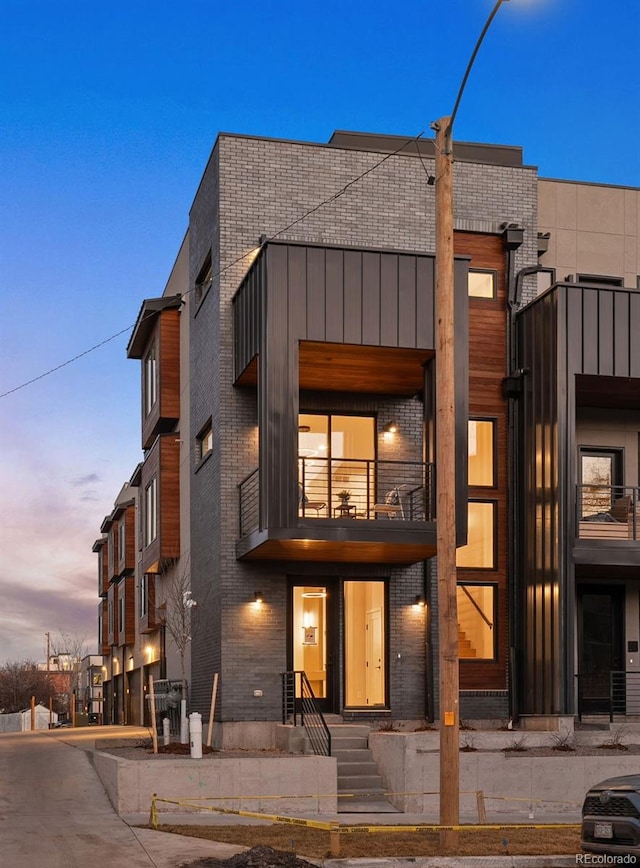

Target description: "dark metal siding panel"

left=260, top=245, right=297, bottom=528
left=614, top=292, right=630, bottom=376
left=380, top=253, right=399, bottom=347
left=287, top=245, right=307, bottom=340
left=361, top=252, right=381, bottom=345
left=517, top=290, right=563, bottom=715
left=306, top=246, right=326, bottom=342
left=325, top=249, right=344, bottom=343
left=343, top=250, right=363, bottom=344
left=416, top=256, right=435, bottom=348
left=398, top=256, right=417, bottom=348
left=233, top=256, right=262, bottom=379
left=598, top=291, right=615, bottom=377
left=631, top=293, right=640, bottom=378
left=581, top=289, right=599, bottom=374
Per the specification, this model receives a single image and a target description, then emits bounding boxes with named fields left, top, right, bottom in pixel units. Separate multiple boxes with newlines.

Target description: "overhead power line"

left=0, top=130, right=430, bottom=400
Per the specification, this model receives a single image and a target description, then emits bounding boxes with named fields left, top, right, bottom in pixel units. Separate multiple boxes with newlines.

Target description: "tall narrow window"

left=456, top=501, right=496, bottom=569
left=118, top=517, right=126, bottom=563
left=144, top=344, right=157, bottom=417
left=344, top=581, right=386, bottom=707
left=196, top=419, right=213, bottom=464
left=144, top=478, right=158, bottom=546
left=195, top=251, right=213, bottom=305
left=457, top=583, right=496, bottom=660
left=139, top=575, right=148, bottom=618
left=468, top=419, right=495, bottom=487
left=118, top=593, right=125, bottom=636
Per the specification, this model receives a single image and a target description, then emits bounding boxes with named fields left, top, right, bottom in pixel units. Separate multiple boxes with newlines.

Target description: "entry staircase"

left=328, top=721, right=399, bottom=813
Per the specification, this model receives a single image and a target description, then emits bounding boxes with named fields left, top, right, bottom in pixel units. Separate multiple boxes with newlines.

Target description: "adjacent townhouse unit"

left=94, top=128, right=639, bottom=744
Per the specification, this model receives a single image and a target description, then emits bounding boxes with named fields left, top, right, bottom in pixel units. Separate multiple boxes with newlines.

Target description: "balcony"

left=237, top=457, right=436, bottom=564
left=574, top=485, right=639, bottom=571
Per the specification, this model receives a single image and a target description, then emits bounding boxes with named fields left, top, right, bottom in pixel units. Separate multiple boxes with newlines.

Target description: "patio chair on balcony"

left=372, top=486, right=405, bottom=519
left=298, top=484, right=326, bottom=517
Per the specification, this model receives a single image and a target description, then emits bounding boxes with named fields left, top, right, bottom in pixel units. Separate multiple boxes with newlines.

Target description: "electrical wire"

left=0, top=130, right=430, bottom=401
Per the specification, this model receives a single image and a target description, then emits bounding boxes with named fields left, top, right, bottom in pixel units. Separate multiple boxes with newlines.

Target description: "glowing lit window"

left=456, top=501, right=495, bottom=569
left=468, top=419, right=495, bottom=487
left=196, top=419, right=213, bottom=464
left=468, top=269, right=496, bottom=299
left=457, top=583, right=496, bottom=660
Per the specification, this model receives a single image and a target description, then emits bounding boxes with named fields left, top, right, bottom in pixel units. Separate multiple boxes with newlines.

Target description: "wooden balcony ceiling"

left=238, top=535, right=437, bottom=565
left=238, top=342, right=434, bottom=395
left=576, top=374, right=640, bottom=410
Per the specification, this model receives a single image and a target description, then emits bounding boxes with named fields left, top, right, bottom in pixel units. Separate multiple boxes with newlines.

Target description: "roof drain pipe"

left=501, top=224, right=526, bottom=728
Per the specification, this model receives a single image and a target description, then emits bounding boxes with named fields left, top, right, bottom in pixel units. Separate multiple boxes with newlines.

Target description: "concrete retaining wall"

left=370, top=731, right=638, bottom=815
left=92, top=751, right=337, bottom=815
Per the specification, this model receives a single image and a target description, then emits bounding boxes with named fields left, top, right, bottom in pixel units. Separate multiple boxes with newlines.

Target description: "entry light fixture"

left=298, top=425, right=311, bottom=433
left=254, top=591, right=264, bottom=606
left=383, top=421, right=398, bottom=443
left=413, top=594, right=426, bottom=609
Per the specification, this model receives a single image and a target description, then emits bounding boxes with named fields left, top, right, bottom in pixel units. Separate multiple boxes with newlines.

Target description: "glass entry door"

left=578, top=586, right=624, bottom=715
left=345, top=581, right=387, bottom=708
left=292, top=585, right=334, bottom=711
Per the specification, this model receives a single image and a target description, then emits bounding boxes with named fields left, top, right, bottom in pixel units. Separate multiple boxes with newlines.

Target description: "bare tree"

left=157, top=555, right=194, bottom=703
left=49, top=630, right=89, bottom=713
left=0, top=661, right=59, bottom=714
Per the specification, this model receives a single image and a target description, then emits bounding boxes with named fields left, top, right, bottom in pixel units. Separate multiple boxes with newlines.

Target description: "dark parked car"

left=582, top=774, right=640, bottom=857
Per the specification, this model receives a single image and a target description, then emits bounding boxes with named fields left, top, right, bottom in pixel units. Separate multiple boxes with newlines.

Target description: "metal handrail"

left=280, top=670, right=331, bottom=757
left=576, top=484, right=639, bottom=541
left=461, top=585, right=493, bottom=630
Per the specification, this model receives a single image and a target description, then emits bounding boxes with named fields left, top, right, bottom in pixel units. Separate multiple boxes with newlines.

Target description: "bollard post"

left=149, top=793, right=159, bottom=829
left=329, top=825, right=340, bottom=857
left=163, top=718, right=170, bottom=747
left=189, top=712, right=202, bottom=759
left=476, top=790, right=487, bottom=824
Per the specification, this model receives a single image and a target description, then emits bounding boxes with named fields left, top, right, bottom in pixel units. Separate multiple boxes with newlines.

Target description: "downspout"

left=424, top=560, right=435, bottom=723
left=500, top=223, right=525, bottom=727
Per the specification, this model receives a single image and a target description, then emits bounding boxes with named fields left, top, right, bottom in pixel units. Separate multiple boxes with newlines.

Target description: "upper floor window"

left=196, top=419, right=213, bottom=464
left=468, top=269, right=496, bottom=299
left=118, top=517, right=126, bottom=562
left=144, top=343, right=157, bottom=417
left=195, top=251, right=213, bottom=306
left=468, top=419, right=495, bottom=487
left=144, top=478, right=158, bottom=547
left=139, top=574, right=149, bottom=617
left=456, top=500, right=496, bottom=569
left=108, top=599, right=114, bottom=634
left=118, top=593, right=125, bottom=633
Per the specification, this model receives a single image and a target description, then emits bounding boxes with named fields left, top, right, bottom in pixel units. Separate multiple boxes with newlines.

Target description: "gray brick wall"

left=188, top=132, right=538, bottom=724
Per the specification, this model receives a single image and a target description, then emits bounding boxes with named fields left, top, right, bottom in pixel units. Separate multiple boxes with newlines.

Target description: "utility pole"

left=431, top=0, right=511, bottom=848
left=45, top=631, right=50, bottom=671
left=433, top=115, right=459, bottom=849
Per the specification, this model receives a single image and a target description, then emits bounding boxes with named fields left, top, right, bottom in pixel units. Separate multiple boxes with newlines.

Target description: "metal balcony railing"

left=238, top=457, right=435, bottom=538
left=577, top=671, right=640, bottom=721
left=576, top=484, right=639, bottom=542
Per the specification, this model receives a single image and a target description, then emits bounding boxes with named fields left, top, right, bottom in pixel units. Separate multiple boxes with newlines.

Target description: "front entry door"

left=291, top=584, right=335, bottom=712
left=578, top=586, right=624, bottom=715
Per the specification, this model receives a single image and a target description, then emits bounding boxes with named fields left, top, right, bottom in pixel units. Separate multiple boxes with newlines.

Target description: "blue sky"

left=1, top=0, right=638, bottom=664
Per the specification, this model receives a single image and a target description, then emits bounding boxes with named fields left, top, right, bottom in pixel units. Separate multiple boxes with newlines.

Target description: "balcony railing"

left=239, top=457, right=434, bottom=538
left=577, top=671, right=640, bottom=721
left=576, top=484, right=639, bottom=541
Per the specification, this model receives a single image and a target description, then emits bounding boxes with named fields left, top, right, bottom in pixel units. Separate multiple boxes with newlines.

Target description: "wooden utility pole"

left=434, top=115, right=460, bottom=848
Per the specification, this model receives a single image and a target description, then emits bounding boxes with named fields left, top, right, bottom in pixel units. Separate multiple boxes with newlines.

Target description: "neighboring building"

left=94, top=129, right=639, bottom=745
left=77, top=655, right=104, bottom=721
left=96, top=235, right=191, bottom=727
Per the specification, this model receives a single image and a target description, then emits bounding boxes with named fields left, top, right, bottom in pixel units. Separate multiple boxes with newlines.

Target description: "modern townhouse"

left=94, top=129, right=639, bottom=745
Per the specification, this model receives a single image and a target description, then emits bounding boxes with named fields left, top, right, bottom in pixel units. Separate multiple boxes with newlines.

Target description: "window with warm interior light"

left=457, top=583, right=496, bottom=660
left=298, top=413, right=375, bottom=518
left=144, top=343, right=157, bottom=417
left=196, top=419, right=213, bottom=464
left=468, top=419, right=495, bottom=487
left=344, top=581, right=386, bottom=707
left=456, top=501, right=496, bottom=569
left=144, top=477, right=158, bottom=546
left=468, top=269, right=496, bottom=299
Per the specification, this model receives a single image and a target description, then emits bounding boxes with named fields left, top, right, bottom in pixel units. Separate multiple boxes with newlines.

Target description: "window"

left=196, top=419, right=213, bottom=463
left=144, top=343, right=157, bottom=417
left=468, top=419, right=495, bottom=487
left=195, top=251, right=213, bottom=305
left=468, top=269, right=496, bottom=299
left=144, top=478, right=158, bottom=546
left=118, top=517, right=126, bottom=562
left=576, top=273, right=623, bottom=287
left=456, top=501, right=496, bottom=569
left=108, top=600, right=114, bottom=634
left=457, top=583, right=496, bottom=660
left=139, top=574, right=148, bottom=617
left=579, top=447, right=623, bottom=516
left=118, top=594, right=125, bottom=635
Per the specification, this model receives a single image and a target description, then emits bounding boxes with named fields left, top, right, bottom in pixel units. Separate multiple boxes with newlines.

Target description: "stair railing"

left=281, top=670, right=331, bottom=757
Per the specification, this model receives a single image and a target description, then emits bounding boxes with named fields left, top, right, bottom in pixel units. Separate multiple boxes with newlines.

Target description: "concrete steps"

left=329, top=724, right=399, bottom=813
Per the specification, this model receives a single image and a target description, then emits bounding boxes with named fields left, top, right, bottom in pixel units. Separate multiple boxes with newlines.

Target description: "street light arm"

left=446, top=0, right=510, bottom=151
